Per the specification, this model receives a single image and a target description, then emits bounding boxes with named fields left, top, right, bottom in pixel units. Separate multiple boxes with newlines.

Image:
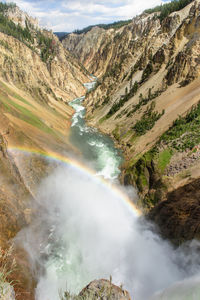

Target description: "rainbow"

left=8, top=146, right=141, bottom=217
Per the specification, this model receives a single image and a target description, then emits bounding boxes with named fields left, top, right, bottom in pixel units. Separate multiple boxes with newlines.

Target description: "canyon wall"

left=0, top=4, right=89, bottom=298
left=63, top=0, right=200, bottom=243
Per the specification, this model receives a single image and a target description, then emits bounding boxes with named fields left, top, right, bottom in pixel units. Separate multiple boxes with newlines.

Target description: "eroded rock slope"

left=63, top=0, right=200, bottom=242
left=0, top=4, right=89, bottom=299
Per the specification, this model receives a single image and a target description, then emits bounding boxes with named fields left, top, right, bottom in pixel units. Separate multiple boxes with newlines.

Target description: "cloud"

left=5, top=0, right=170, bottom=31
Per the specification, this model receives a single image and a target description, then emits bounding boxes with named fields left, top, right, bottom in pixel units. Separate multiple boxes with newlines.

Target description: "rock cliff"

left=4, top=4, right=39, bottom=29
left=63, top=0, right=200, bottom=243
left=0, top=4, right=89, bottom=299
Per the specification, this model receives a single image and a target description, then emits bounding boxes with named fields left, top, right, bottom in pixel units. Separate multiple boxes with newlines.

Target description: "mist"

left=15, top=162, right=200, bottom=300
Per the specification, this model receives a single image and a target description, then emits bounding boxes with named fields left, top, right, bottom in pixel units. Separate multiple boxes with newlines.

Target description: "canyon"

left=0, top=0, right=200, bottom=299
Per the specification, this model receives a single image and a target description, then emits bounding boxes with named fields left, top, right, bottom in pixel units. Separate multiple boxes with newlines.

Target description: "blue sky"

left=5, top=0, right=171, bottom=32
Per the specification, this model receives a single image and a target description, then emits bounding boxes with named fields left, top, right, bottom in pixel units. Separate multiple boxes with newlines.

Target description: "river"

left=69, top=80, right=123, bottom=180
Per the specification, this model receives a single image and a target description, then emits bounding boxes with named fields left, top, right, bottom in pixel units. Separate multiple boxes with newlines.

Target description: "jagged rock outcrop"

left=4, top=4, right=39, bottom=29
left=62, top=26, right=112, bottom=77
left=78, top=279, right=131, bottom=300
left=149, top=177, right=200, bottom=243
left=0, top=32, right=87, bottom=102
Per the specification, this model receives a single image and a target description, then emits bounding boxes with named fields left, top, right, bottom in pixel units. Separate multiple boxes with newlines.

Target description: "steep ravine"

left=0, top=1, right=200, bottom=300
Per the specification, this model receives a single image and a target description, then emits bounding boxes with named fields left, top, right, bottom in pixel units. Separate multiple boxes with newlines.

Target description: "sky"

left=5, top=0, right=171, bottom=32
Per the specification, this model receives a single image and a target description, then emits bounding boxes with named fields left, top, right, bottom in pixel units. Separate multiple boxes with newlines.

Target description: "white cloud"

left=6, top=0, right=168, bottom=31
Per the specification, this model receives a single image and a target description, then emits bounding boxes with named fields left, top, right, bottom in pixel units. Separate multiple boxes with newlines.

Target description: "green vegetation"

left=127, top=88, right=162, bottom=117
left=0, top=39, right=12, bottom=52
left=128, top=154, right=152, bottom=193
left=115, top=107, right=128, bottom=119
left=127, top=66, right=137, bottom=81
left=0, top=2, right=16, bottom=13
left=126, top=101, right=200, bottom=208
left=99, top=116, right=108, bottom=124
left=141, top=62, right=153, bottom=82
left=112, top=126, right=121, bottom=141
left=0, top=13, right=33, bottom=44
left=102, top=95, right=110, bottom=105
left=37, top=31, right=56, bottom=62
left=125, top=100, right=200, bottom=209
left=0, top=2, right=56, bottom=63
left=144, top=0, right=194, bottom=21
left=0, top=81, right=34, bottom=107
left=0, top=3, right=33, bottom=43
left=102, top=62, right=122, bottom=81
left=106, top=81, right=139, bottom=118
left=125, top=148, right=167, bottom=208
left=133, top=102, right=165, bottom=136
left=0, top=91, right=55, bottom=135
left=157, top=149, right=173, bottom=172
left=160, top=101, right=200, bottom=151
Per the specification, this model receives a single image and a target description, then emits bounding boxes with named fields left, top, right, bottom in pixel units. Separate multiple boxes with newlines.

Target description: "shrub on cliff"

left=0, top=14, right=33, bottom=43
left=106, top=81, right=139, bottom=117
left=0, top=2, right=16, bottom=13
left=144, top=0, right=194, bottom=21
left=133, top=102, right=165, bottom=135
left=0, top=9, right=56, bottom=63
left=0, top=246, right=16, bottom=299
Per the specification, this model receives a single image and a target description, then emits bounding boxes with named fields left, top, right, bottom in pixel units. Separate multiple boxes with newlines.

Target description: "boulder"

left=79, top=279, right=131, bottom=300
